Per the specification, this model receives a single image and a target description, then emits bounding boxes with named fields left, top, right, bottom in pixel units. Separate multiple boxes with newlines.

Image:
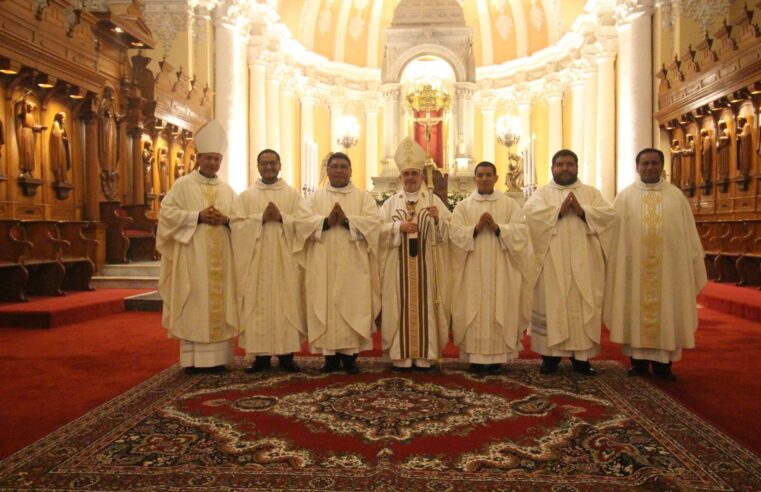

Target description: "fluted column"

left=248, top=57, right=267, bottom=184
left=279, top=82, right=294, bottom=185
left=481, top=103, right=496, bottom=164
left=299, top=90, right=316, bottom=190
left=547, top=90, right=564, bottom=160
left=329, top=98, right=344, bottom=153
left=617, top=7, right=654, bottom=191
left=455, top=82, right=476, bottom=173
left=570, top=79, right=586, bottom=166
left=381, top=83, right=400, bottom=174
left=265, top=71, right=281, bottom=152
left=597, top=52, right=617, bottom=201
left=583, top=69, right=598, bottom=186
left=516, top=97, right=531, bottom=147
left=364, top=99, right=381, bottom=190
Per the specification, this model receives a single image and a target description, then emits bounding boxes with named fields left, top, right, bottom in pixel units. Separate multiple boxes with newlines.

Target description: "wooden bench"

left=19, top=220, right=67, bottom=296
left=58, top=221, right=99, bottom=291
left=0, top=220, right=32, bottom=302
left=101, top=201, right=157, bottom=264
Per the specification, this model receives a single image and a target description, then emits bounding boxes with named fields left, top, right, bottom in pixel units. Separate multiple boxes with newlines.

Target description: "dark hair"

left=257, top=149, right=280, bottom=163
left=635, top=147, right=664, bottom=165
left=327, top=151, right=352, bottom=168
left=551, top=149, right=578, bottom=166
left=474, top=161, right=497, bottom=174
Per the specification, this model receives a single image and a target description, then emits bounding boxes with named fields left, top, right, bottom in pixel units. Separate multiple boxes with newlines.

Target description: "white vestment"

left=379, top=189, right=450, bottom=367
left=230, top=179, right=306, bottom=356
left=449, top=191, right=534, bottom=363
left=295, top=183, right=381, bottom=355
left=524, top=180, right=616, bottom=360
left=157, top=170, right=238, bottom=367
left=603, top=179, right=707, bottom=363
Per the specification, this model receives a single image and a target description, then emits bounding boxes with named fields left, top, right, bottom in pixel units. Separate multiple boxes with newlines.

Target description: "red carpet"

left=698, top=281, right=761, bottom=322
left=0, top=305, right=760, bottom=465
left=0, top=289, right=151, bottom=328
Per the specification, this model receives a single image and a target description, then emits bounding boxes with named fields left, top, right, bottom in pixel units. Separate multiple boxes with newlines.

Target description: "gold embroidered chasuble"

left=604, top=179, right=707, bottom=352
left=157, top=170, right=238, bottom=344
left=379, top=190, right=451, bottom=361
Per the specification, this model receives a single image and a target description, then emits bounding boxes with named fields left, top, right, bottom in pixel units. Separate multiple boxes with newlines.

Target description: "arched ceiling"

left=276, top=0, right=589, bottom=69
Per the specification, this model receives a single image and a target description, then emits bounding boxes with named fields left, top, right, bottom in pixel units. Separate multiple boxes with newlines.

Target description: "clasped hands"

left=327, top=202, right=348, bottom=228
left=198, top=206, right=229, bottom=226
left=400, top=206, right=440, bottom=234
left=474, top=212, right=499, bottom=235
left=262, top=202, right=283, bottom=223
left=559, top=192, right=585, bottom=219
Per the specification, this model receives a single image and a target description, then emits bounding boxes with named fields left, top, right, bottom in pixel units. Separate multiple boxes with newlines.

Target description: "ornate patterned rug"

left=1, top=359, right=760, bottom=491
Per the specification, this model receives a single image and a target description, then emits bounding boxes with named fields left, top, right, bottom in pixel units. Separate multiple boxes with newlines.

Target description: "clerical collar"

left=326, top=182, right=355, bottom=194
left=404, top=190, right=420, bottom=202
left=636, top=178, right=665, bottom=190
left=548, top=179, right=581, bottom=190
left=255, top=178, right=284, bottom=190
left=471, top=190, right=500, bottom=201
left=191, top=169, right=218, bottom=185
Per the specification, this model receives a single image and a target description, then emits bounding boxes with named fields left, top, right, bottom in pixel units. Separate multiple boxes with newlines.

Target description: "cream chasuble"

left=295, top=184, right=381, bottom=353
left=379, top=189, right=451, bottom=365
left=449, top=192, right=534, bottom=362
left=157, top=170, right=238, bottom=366
left=603, top=179, right=707, bottom=362
left=230, top=179, right=306, bottom=355
left=524, top=180, right=615, bottom=359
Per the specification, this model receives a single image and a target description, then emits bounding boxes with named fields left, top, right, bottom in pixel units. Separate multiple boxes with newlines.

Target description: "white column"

left=617, top=8, right=653, bottom=192
left=570, top=79, right=586, bottom=166
left=248, top=59, right=267, bottom=185
left=381, top=83, right=400, bottom=174
left=583, top=69, right=598, bottom=186
left=300, top=90, right=315, bottom=191
left=547, top=91, right=563, bottom=161
left=517, top=98, right=531, bottom=147
left=265, top=71, right=281, bottom=152
left=597, top=53, right=617, bottom=201
left=213, top=13, right=247, bottom=190
left=279, top=83, right=294, bottom=185
left=364, top=101, right=380, bottom=189
left=329, top=100, right=344, bottom=152
left=481, top=105, right=496, bottom=163
left=455, top=82, right=476, bottom=173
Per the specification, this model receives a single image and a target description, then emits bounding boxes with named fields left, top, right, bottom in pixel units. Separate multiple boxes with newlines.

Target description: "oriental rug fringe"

left=1, top=359, right=760, bottom=491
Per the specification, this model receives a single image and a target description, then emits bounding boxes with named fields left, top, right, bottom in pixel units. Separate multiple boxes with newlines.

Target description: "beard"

left=553, top=173, right=578, bottom=186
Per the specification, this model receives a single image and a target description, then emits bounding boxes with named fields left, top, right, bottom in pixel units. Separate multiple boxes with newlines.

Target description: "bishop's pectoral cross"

left=405, top=200, right=419, bottom=257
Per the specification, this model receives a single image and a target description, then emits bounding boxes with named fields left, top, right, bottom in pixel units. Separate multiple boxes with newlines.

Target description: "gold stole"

left=399, top=200, right=428, bottom=359
left=203, top=183, right=226, bottom=341
left=640, top=189, right=662, bottom=346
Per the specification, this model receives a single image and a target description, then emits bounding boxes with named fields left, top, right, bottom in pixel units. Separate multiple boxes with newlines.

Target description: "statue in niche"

left=700, top=128, right=713, bottom=186
left=98, top=83, right=123, bottom=199
left=49, top=112, right=71, bottom=183
left=15, top=95, right=46, bottom=178
left=716, top=120, right=731, bottom=183
left=683, top=134, right=696, bottom=191
left=174, top=149, right=185, bottom=180
left=670, top=139, right=682, bottom=187
left=158, top=147, right=169, bottom=197
left=505, top=155, right=524, bottom=192
left=142, top=140, right=154, bottom=195
left=736, top=115, right=753, bottom=177
left=188, top=152, right=196, bottom=172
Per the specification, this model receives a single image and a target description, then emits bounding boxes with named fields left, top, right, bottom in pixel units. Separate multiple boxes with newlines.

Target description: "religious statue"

left=716, top=120, right=731, bottom=186
left=670, top=139, right=682, bottom=188
left=49, top=112, right=71, bottom=183
left=173, top=149, right=185, bottom=180
left=158, top=146, right=169, bottom=197
left=505, top=155, right=524, bottom=192
left=15, top=96, right=46, bottom=178
left=188, top=152, right=196, bottom=172
left=98, top=83, right=123, bottom=199
left=682, top=134, right=696, bottom=193
left=142, top=140, right=154, bottom=194
left=700, top=128, right=713, bottom=190
left=736, top=115, right=753, bottom=177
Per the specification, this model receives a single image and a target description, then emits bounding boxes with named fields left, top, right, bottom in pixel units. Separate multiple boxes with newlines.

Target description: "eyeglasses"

left=258, top=160, right=279, bottom=168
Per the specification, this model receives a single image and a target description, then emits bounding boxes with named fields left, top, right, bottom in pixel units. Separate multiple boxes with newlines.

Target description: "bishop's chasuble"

left=230, top=179, right=306, bottom=356
left=379, top=189, right=451, bottom=367
left=524, top=180, right=616, bottom=360
left=449, top=191, right=534, bottom=363
left=295, top=184, right=381, bottom=355
left=157, top=170, right=239, bottom=367
left=603, top=178, right=707, bottom=363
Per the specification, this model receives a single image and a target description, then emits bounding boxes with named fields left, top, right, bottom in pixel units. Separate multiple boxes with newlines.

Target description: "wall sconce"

left=35, top=73, right=55, bottom=89
left=0, top=56, right=19, bottom=75
left=68, top=85, right=85, bottom=100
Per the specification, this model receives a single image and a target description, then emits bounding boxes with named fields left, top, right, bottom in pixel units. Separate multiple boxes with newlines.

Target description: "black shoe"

left=320, top=355, right=341, bottom=373
left=391, top=365, right=412, bottom=372
left=487, top=363, right=504, bottom=375
left=413, top=364, right=432, bottom=372
left=184, top=366, right=200, bottom=375
left=652, top=361, right=677, bottom=381
left=571, top=358, right=596, bottom=376
left=205, top=365, right=227, bottom=374
left=468, top=363, right=487, bottom=374
left=340, top=354, right=360, bottom=374
left=278, top=353, right=301, bottom=373
left=627, top=357, right=649, bottom=377
left=245, top=356, right=272, bottom=374
left=540, top=356, right=560, bottom=375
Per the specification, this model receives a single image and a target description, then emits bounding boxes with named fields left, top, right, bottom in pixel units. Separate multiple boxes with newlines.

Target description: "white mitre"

left=195, top=120, right=227, bottom=155
left=394, top=137, right=427, bottom=172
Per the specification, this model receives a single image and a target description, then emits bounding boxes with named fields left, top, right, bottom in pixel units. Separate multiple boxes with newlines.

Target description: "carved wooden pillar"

left=129, top=126, right=144, bottom=204
left=80, top=98, right=101, bottom=220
